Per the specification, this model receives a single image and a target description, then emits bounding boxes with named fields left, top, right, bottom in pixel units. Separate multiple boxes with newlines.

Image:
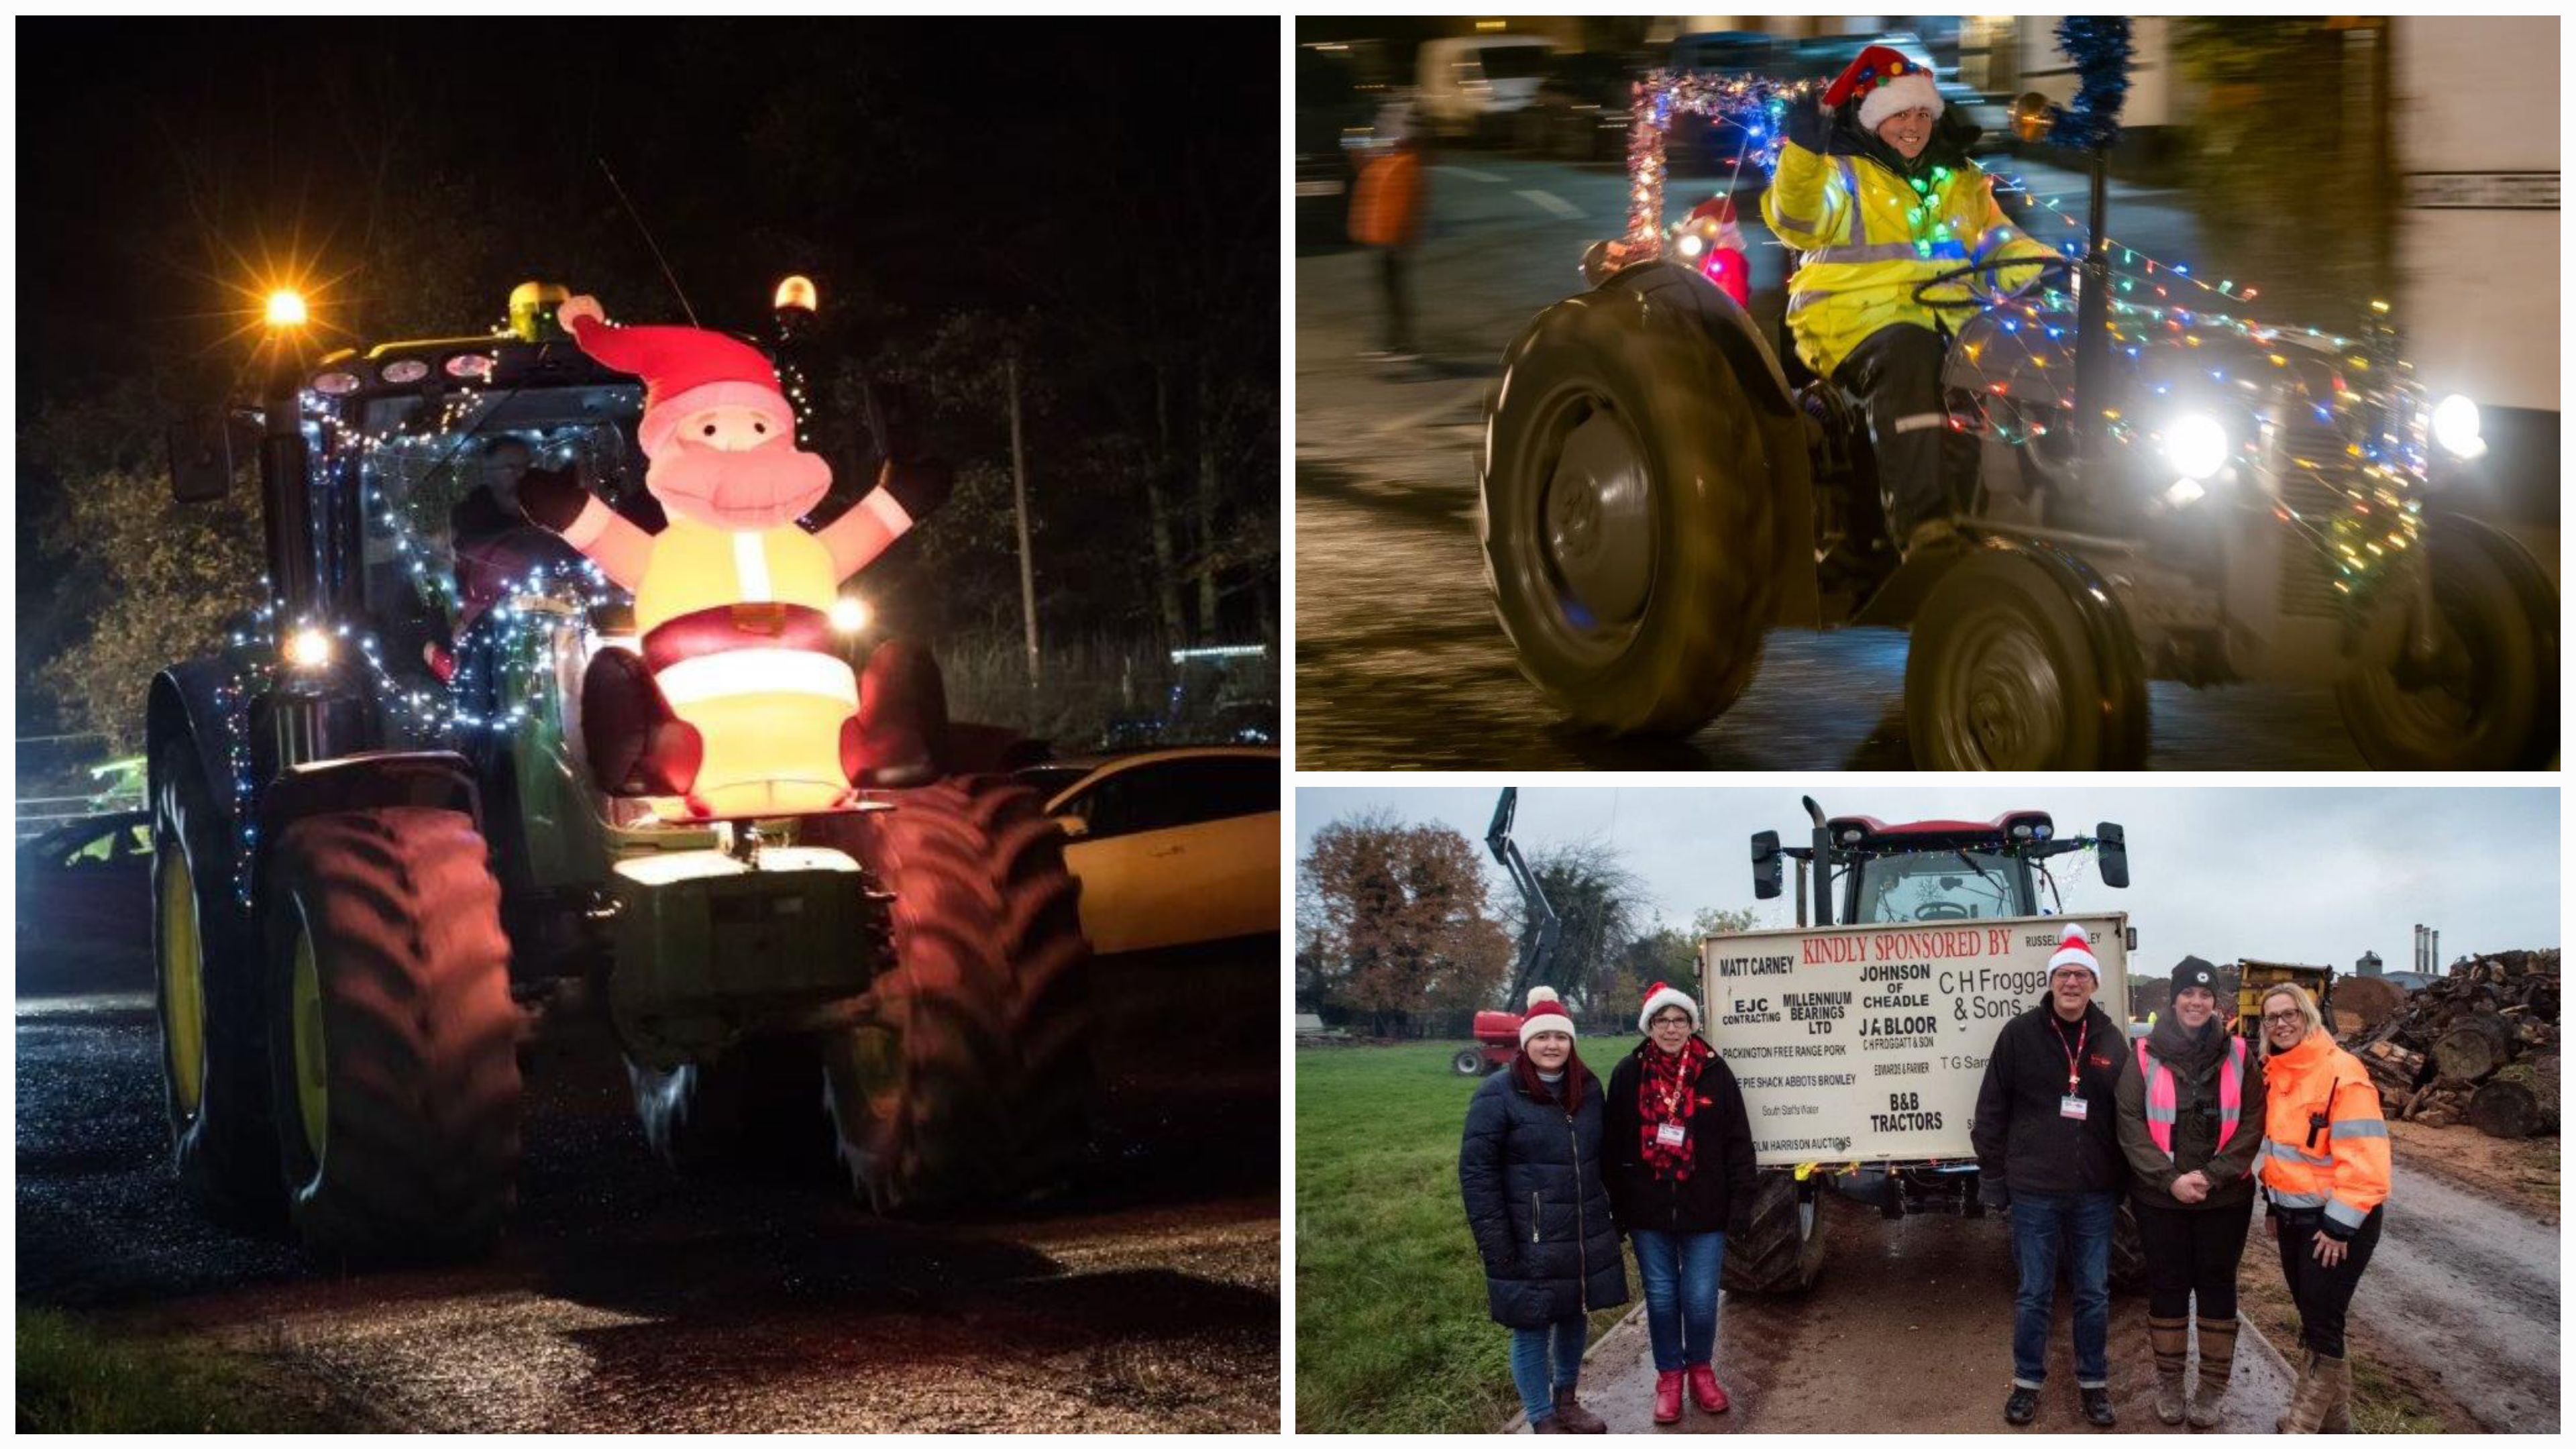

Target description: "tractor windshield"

left=354, top=382, right=647, bottom=625
left=1849, top=848, right=2029, bottom=924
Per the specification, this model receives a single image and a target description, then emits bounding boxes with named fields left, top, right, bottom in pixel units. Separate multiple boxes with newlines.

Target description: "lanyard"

left=2057, top=1017, right=2089, bottom=1093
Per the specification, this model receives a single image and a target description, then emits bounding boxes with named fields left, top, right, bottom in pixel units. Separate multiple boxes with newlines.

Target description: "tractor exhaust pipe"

left=1803, top=795, right=1832, bottom=929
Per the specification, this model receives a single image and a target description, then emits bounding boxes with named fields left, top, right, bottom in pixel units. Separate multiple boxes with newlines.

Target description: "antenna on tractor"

left=1487, top=788, right=1563, bottom=1004
left=597, top=158, right=699, bottom=328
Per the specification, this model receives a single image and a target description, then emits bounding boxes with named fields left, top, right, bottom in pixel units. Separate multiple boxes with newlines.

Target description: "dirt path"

left=2337, top=1163, right=2561, bottom=1433
left=1521, top=1197, right=2292, bottom=1434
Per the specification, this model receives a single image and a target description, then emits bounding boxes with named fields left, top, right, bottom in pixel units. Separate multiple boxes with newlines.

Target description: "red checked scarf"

left=1638, top=1036, right=1714, bottom=1181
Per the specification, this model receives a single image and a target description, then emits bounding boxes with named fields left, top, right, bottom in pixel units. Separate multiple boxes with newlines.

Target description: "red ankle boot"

left=1654, top=1369, right=1684, bottom=1424
left=1688, top=1363, right=1730, bottom=1414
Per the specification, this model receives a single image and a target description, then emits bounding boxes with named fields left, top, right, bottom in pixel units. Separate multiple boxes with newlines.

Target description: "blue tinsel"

left=2047, top=17, right=2131, bottom=152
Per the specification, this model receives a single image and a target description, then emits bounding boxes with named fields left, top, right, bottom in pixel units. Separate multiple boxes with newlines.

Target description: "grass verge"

left=1297, top=1042, right=1629, bottom=1434
left=16, top=1307, right=335, bottom=1433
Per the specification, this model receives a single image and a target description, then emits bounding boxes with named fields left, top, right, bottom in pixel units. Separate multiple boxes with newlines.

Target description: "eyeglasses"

left=1650, top=1015, right=1693, bottom=1027
left=2261, top=1011, right=2306, bottom=1026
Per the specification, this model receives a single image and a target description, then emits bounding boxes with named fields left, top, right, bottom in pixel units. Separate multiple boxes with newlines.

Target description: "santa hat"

left=2047, top=922, right=2101, bottom=982
left=1823, top=44, right=1944, bottom=136
left=1520, top=985, right=1577, bottom=1047
left=1637, top=981, right=1701, bottom=1034
left=559, top=303, right=796, bottom=458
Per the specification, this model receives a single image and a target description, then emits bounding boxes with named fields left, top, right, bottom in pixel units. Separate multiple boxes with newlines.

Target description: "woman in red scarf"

left=1603, top=982, right=1757, bottom=1424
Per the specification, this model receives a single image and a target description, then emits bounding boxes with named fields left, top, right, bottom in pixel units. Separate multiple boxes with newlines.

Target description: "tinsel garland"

left=2048, top=17, right=2132, bottom=152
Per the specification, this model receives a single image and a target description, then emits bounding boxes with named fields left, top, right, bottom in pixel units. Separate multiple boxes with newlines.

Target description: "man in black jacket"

left=1971, top=922, right=2129, bottom=1428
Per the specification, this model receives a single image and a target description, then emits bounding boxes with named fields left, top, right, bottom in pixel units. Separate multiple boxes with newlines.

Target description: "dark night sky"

left=17, top=16, right=1278, bottom=403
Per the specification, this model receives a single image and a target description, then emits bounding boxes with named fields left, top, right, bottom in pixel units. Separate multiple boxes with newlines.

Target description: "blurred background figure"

left=1349, top=89, right=1427, bottom=364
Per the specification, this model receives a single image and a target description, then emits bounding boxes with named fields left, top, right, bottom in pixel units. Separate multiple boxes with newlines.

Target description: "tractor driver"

left=1763, top=44, right=2060, bottom=561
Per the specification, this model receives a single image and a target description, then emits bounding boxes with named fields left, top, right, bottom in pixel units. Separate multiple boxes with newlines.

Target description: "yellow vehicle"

left=2236, top=959, right=2339, bottom=1037
left=1026, top=747, right=1277, bottom=1117
left=1033, top=747, right=1278, bottom=957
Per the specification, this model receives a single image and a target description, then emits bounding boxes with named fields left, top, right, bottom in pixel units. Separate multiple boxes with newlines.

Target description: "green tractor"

left=148, top=278, right=1089, bottom=1261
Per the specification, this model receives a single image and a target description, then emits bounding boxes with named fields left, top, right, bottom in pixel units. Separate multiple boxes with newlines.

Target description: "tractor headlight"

left=1676, top=231, right=1705, bottom=258
left=2431, top=392, right=2485, bottom=459
left=282, top=626, right=333, bottom=670
left=2162, top=413, right=2230, bottom=480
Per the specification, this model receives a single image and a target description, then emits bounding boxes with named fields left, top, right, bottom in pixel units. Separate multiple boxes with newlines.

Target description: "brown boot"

left=1551, top=1387, right=1607, bottom=1434
left=2316, top=1354, right=2353, bottom=1433
left=2276, top=1351, right=2332, bottom=1434
left=2188, top=1315, right=2237, bottom=1429
left=1530, top=1412, right=1569, bottom=1434
left=2149, top=1316, right=2190, bottom=1424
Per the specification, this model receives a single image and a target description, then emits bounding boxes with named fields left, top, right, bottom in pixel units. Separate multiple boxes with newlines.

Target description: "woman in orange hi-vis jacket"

left=2255, top=982, right=2390, bottom=1434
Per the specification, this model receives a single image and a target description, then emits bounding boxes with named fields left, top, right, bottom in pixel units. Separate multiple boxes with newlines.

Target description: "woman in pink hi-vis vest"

left=2113, top=957, right=2267, bottom=1428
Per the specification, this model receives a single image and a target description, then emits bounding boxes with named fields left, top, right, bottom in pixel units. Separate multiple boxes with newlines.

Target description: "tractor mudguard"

left=1605, top=259, right=1799, bottom=417
left=256, top=753, right=482, bottom=865
left=148, top=665, right=257, bottom=900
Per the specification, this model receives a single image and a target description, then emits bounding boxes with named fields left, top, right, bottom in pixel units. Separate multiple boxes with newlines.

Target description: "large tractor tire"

left=805, top=775, right=1092, bottom=1214
left=1481, top=260, right=1790, bottom=736
left=2110, top=1199, right=2147, bottom=1293
left=1722, top=1168, right=1827, bottom=1295
left=262, top=808, right=521, bottom=1263
left=2335, top=519, right=2558, bottom=769
left=627, top=1041, right=835, bottom=1179
left=1906, top=545, right=2149, bottom=769
left=1450, top=1046, right=1486, bottom=1077
left=152, top=741, right=281, bottom=1230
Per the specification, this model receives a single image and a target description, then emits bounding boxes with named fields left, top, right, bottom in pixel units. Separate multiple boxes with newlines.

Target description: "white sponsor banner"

left=1698, top=914, right=2130, bottom=1167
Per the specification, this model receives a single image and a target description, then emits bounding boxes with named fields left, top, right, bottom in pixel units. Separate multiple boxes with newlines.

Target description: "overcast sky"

left=1296, top=786, right=2559, bottom=972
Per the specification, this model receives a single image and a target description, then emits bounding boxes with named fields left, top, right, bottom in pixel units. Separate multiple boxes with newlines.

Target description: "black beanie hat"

left=2171, top=955, right=2220, bottom=998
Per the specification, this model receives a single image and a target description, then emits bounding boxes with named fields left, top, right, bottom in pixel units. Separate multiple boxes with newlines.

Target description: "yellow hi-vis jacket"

left=2257, top=1028, right=2392, bottom=1236
left=1760, top=139, right=2059, bottom=380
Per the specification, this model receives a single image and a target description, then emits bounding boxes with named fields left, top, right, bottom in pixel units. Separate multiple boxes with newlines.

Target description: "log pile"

left=2347, top=949, right=2558, bottom=1138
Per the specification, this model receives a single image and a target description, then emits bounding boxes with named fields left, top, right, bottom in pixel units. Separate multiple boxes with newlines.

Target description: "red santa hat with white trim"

left=1519, top=985, right=1577, bottom=1046
left=1823, top=44, right=1945, bottom=136
left=555, top=296, right=796, bottom=458
left=2047, top=922, right=2101, bottom=981
left=1636, top=980, right=1701, bottom=1034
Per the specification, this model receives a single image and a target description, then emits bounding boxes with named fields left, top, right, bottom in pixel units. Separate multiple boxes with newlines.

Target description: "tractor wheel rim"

left=1947, top=617, right=2064, bottom=769
left=2355, top=574, right=2491, bottom=749
left=1539, top=404, right=1655, bottom=652
left=158, top=847, right=207, bottom=1116
left=846, top=1022, right=904, bottom=1123
left=290, top=924, right=328, bottom=1165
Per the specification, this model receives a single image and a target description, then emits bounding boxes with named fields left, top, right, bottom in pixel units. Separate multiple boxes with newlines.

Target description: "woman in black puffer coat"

left=1460, top=987, right=1627, bottom=1434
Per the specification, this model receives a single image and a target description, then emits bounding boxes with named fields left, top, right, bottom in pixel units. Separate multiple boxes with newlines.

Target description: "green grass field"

left=1296, top=1042, right=1630, bottom=1434
left=16, top=1307, right=337, bottom=1432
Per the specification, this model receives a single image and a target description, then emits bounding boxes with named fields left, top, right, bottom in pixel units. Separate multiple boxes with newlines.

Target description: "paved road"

left=17, top=959, right=1279, bottom=1433
left=2346, top=1164, right=2560, bottom=1433
left=1295, top=153, right=2551, bottom=771
left=1508, top=1195, right=2293, bottom=1434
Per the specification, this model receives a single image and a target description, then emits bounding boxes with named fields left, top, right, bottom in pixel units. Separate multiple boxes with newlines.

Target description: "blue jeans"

left=1630, top=1229, right=1726, bottom=1373
left=2009, top=1189, right=2117, bottom=1389
left=1509, top=1311, right=1589, bottom=1424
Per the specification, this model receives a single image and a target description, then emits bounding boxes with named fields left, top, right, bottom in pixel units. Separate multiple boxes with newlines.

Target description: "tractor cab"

left=1752, top=797, right=2129, bottom=930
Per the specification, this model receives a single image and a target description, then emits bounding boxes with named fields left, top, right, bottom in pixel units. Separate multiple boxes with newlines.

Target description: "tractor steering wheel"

left=1914, top=902, right=1974, bottom=921
left=1910, top=254, right=2077, bottom=310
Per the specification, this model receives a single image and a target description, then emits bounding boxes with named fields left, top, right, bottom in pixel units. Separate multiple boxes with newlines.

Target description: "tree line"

left=1297, top=811, right=1758, bottom=1040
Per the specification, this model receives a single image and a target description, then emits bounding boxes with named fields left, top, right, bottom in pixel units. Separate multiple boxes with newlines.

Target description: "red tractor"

left=1450, top=787, right=1563, bottom=1077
